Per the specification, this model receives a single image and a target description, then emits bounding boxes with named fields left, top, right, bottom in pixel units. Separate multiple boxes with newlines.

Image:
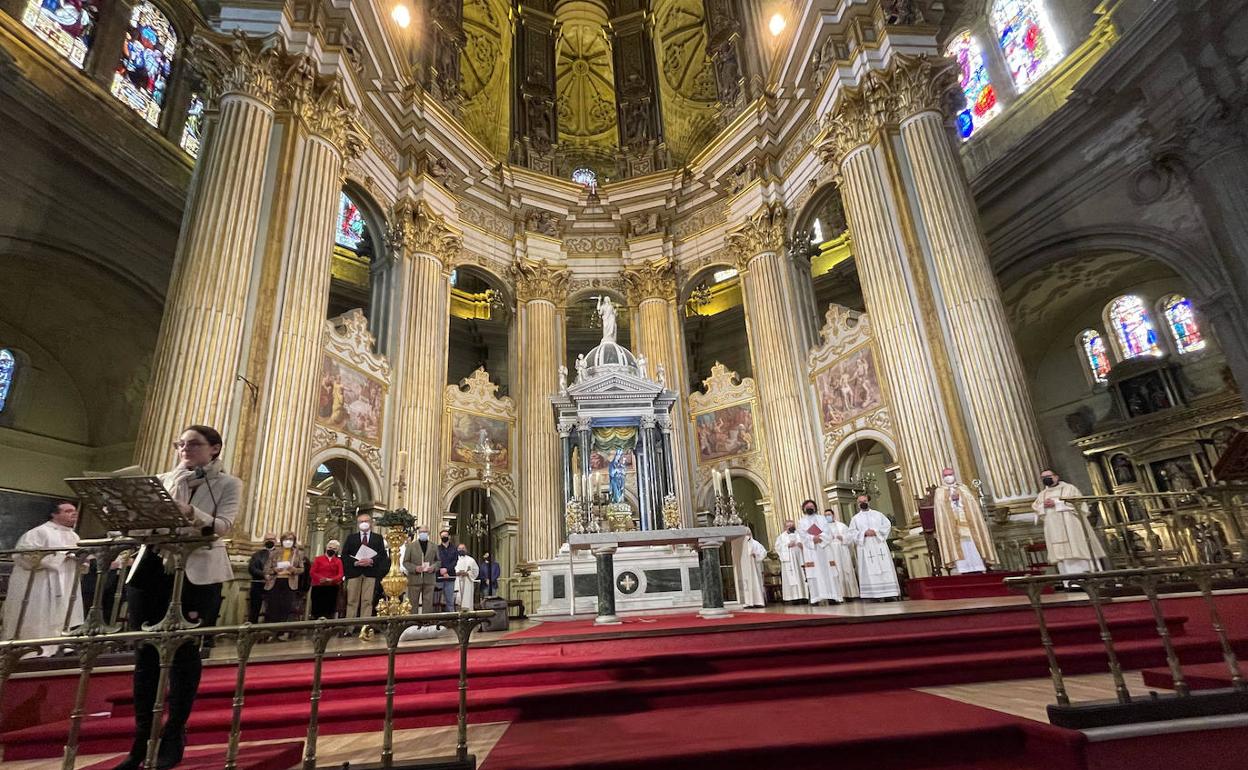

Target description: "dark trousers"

left=247, top=581, right=266, bottom=624
left=125, top=572, right=222, bottom=740
left=310, top=585, right=340, bottom=619
left=265, top=583, right=299, bottom=623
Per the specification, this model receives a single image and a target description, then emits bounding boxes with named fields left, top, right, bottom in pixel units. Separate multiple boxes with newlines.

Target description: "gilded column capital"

left=622, top=260, right=678, bottom=304
left=291, top=75, right=364, bottom=157
left=189, top=29, right=294, bottom=109
left=512, top=258, right=570, bottom=304
left=887, top=53, right=959, bottom=122
left=725, top=203, right=787, bottom=269
left=819, top=85, right=882, bottom=166
left=386, top=199, right=462, bottom=264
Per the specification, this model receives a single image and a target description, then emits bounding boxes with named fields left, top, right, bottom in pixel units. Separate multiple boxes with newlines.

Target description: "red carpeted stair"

left=3, top=595, right=1247, bottom=763
left=907, top=572, right=1045, bottom=600
left=1140, top=660, right=1243, bottom=691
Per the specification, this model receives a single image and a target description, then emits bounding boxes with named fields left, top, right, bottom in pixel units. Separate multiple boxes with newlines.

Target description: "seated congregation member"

left=263, top=531, right=306, bottom=623
left=114, top=425, right=239, bottom=770
left=309, top=540, right=344, bottom=619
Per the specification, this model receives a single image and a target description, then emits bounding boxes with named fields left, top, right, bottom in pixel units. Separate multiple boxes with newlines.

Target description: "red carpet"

left=503, top=608, right=819, bottom=639
left=907, top=572, right=1045, bottom=600
left=1140, top=660, right=1242, bottom=691
left=4, top=594, right=1247, bottom=762
left=78, top=741, right=303, bottom=770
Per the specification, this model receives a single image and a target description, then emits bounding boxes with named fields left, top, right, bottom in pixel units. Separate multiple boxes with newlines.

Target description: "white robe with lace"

left=738, top=537, right=768, bottom=607
left=849, top=508, right=900, bottom=599
left=1, top=521, right=82, bottom=656
left=798, top=513, right=843, bottom=603
left=453, top=555, right=480, bottom=610
left=772, top=531, right=806, bottom=601
left=826, top=519, right=860, bottom=599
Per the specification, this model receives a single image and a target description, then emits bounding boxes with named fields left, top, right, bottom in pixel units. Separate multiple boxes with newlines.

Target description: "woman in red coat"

left=309, top=539, right=344, bottom=619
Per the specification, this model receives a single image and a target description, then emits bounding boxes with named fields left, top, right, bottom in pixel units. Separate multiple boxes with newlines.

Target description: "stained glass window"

left=1162, top=295, right=1205, bottom=354
left=180, top=92, right=205, bottom=158
left=21, top=0, right=100, bottom=69
left=0, top=349, right=15, bottom=413
left=571, top=168, right=598, bottom=189
left=1107, top=295, right=1162, bottom=359
left=990, top=0, right=1062, bottom=91
left=1079, top=330, right=1111, bottom=384
left=110, top=3, right=178, bottom=126
left=945, top=30, right=1000, bottom=140
left=335, top=192, right=366, bottom=251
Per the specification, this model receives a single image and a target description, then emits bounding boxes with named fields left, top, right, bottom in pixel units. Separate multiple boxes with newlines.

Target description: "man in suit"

left=402, top=525, right=439, bottom=613
left=245, top=533, right=276, bottom=623
left=436, top=529, right=457, bottom=612
left=478, top=551, right=502, bottom=599
left=341, top=512, right=388, bottom=620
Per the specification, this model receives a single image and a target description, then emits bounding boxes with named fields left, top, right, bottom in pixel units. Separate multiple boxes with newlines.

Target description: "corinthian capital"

left=512, top=259, right=569, bottom=304
left=887, top=53, right=958, bottom=122
left=820, top=85, right=882, bottom=166
left=189, top=30, right=295, bottom=109
left=623, top=260, right=678, bottom=304
left=387, top=199, right=462, bottom=264
left=293, top=76, right=363, bottom=157
left=725, top=203, right=787, bottom=268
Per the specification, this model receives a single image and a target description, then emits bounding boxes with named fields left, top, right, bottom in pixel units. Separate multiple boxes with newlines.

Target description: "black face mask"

left=1042, top=477, right=1057, bottom=487
left=786, top=526, right=796, bottom=533
left=859, top=502, right=870, bottom=510
left=803, top=508, right=815, bottom=516
left=441, top=536, right=450, bottom=543
left=327, top=550, right=337, bottom=557
left=264, top=540, right=275, bottom=549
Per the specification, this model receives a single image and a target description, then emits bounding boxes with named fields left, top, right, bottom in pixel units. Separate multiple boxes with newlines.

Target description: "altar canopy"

left=553, top=297, right=679, bottom=533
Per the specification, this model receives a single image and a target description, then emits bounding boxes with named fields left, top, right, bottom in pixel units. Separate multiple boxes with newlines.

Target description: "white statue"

left=575, top=353, right=588, bottom=380
left=558, top=364, right=569, bottom=394
left=596, top=295, right=618, bottom=343
left=656, top=363, right=666, bottom=387
left=637, top=354, right=648, bottom=380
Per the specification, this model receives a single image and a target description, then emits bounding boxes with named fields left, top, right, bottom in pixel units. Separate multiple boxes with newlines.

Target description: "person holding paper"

left=436, top=529, right=458, bottom=611
left=1, top=501, right=82, bottom=657
left=342, top=512, right=388, bottom=622
left=773, top=520, right=805, bottom=602
left=115, top=424, right=240, bottom=770
left=402, top=526, right=439, bottom=613
left=263, top=531, right=305, bottom=624
left=797, top=500, right=843, bottom=605
left=309, top=540, right=344, bottom=619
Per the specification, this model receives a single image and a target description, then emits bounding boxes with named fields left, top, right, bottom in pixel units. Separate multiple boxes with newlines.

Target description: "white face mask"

left=418, top=532, right=429, bottom=541
left=358, top=522, right=370, bottom=532
left=282, top=539, right=294, bottom=548
left=942, top=475, right=956, bottom=485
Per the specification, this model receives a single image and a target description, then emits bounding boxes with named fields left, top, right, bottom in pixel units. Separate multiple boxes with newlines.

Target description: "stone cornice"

left=622, top=260, right=678, bottom=304
left=511, top=258, right=570, bottom=304
left=725, top=203, right=787, bottom=267
left=385, top=199, right=462, bottom=264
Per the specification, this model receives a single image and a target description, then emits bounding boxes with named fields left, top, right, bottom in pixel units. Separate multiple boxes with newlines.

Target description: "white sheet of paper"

left=354, top=544, right=378, bottom=561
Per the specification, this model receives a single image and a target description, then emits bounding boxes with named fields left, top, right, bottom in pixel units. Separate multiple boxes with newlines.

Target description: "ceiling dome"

left=585, top=339, right=638, bottom=377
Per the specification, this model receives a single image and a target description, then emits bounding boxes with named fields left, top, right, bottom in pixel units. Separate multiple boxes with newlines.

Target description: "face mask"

left=1042, top=477, right=1056, bottom=487
left=264, top=540, right=275, bottom=549
left=418, top=532, right=429, bottom=541
left=441, top=536, right=450, bottom=543
left=803, top=508, right=815, bottom=515
left=458, top=551, right=467, bottom=557
left=786, top=526, right=796, bottom=533
left=282, top=539, right=294, bottom=548
left=359, top=522, right=370, bottom=532
left=859, top=502, right=870, bottom=510
left=942, top=475, right=956, bottom=485
left=327, top=550, right=337, bottom=557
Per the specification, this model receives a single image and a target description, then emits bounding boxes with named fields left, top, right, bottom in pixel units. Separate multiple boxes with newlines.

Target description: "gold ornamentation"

left=189, top=29, right=294, bottom=108
left=622, top=260, right=678, bottom=304
left=375, top=526, right=413, bottom=617
left=512, top=258, right=570, bottom=304
left=725, top=203, right=787, bottom=268
left=662, top=494, right=681, bottom=529
left=294, top=76, right=363, bottom=157
left=387, top=199, right=462, bottom=264
left=887, top=53, right=958, bottom=122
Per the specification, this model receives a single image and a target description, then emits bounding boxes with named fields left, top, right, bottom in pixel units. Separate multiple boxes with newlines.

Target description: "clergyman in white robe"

left=824, top=511, right=860, bottom=600
left=454, top=552, right=480, bottom=610
left=1033, top=472, right=1107, bottom=577
left=849, top=504, right=900, bottom=600
left=798, top=509, right=844, bottom=604
left=2, top=511, right=83, bottom=656
left=738, top=534, right=768, bottom=608
left=773, top=523, right=806, bottom=601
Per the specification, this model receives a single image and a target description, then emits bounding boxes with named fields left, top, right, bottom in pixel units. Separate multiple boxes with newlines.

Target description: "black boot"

left=156, top=725, right=187, bottom=769
left=111, top=733, right=150, bottom=770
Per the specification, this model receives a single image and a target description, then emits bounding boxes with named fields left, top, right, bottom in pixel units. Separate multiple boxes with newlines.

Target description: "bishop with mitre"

left=932, top=468, right=998, bottom=574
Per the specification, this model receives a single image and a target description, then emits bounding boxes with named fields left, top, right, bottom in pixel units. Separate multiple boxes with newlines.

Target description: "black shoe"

left=112, top=735, right=148, bottom=770
left=156, top=726, right=186, bottom=769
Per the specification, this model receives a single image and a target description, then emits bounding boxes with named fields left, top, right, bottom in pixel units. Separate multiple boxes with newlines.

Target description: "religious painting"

left=813, top=345, right=883, bottom=429
left=447, top=410, right=511, bottom=468
left=1149, top=456, right=1204, bottom=495
left=589, top=426, right=637, bottom=503
left=1118, top=370, right=1174, bottom=418
left=315, top=354, right=385, bottom=446
left=693, top=402, right=757, bottom=464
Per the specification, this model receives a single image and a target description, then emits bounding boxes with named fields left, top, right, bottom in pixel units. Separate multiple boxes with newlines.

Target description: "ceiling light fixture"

left=392, top=4, right=411, bottom=28
left=768, top=13, right=786, bottom=37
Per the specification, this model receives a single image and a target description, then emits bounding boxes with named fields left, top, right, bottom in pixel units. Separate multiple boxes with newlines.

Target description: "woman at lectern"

left=114, top=424, right=240, bottom=770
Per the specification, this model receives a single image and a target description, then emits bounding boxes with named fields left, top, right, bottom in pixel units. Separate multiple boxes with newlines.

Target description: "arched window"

left=336, top=192, right=367, bottom=251
left=180, top=92, right=205, bottom=158
left=110, top=2, right=178, bottom=126
left=0, top=348, right=15, bottom=412
left=1107, top=295, right=1162, bottom=359
left=21, top=0, right=101, bottom=69
left=1161, top=295, right=1205, bottom=354
left=945, top=30, right=1000, bottom=140
left=990, top=0, right=1063, bottom=92
left=1078, top=330, right=1111, bottom=384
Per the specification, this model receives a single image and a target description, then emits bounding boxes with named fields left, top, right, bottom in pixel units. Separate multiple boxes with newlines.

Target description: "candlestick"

left=723, top=465, right=733, bottom=496
left=712, top=468, right=722, bottom=496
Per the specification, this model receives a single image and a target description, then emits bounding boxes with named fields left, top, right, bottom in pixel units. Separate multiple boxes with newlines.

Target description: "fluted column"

left=133, top=33, right=287, bottom=472
left=514, top=259, right=569, bottom=564
left=247, top=79, right=359, bottom=537
left=727, top=205, right=824, bottom=523
left=391, top=201, right=461, bottom=529
left=623, top=261, right=693, bottom=524
left=899, top=102, right=1045, bottom=502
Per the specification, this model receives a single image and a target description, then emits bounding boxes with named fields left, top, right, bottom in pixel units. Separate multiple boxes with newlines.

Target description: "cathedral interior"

left=2, top=0, right=1247, bottom=608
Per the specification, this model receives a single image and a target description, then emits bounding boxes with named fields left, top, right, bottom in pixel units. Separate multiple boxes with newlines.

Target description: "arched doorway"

left=307, top=457, right=376, bottom=555
left=833, top=439, right=905, bottom=525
